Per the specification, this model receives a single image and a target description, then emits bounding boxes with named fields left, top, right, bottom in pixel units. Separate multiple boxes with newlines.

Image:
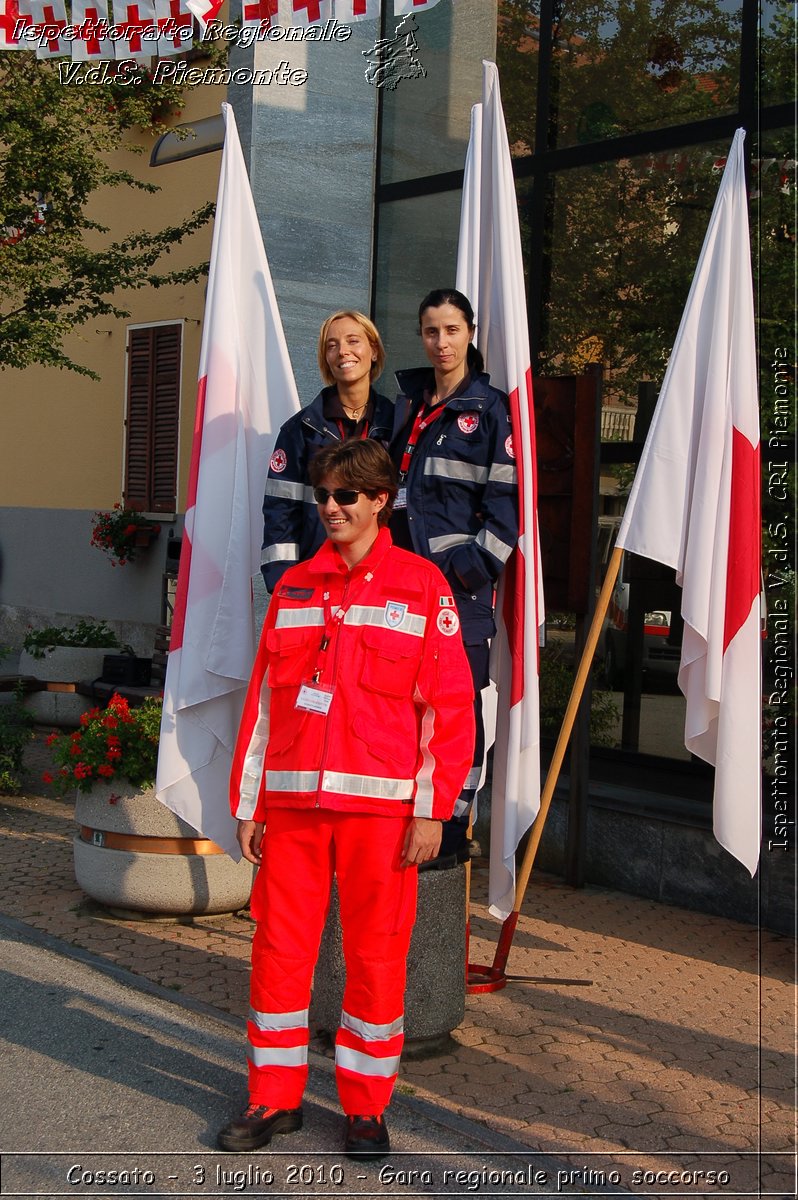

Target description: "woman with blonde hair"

left=261, top=310, right=394, bottom=592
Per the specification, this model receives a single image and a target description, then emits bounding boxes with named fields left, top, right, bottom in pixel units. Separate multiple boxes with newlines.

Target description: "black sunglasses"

left=313, top=487, right=363, bottom=506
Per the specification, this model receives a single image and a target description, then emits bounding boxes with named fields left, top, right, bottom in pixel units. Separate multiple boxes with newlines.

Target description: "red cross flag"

left=456, top=60, right=544, bottom=920
left=156, top=104, right=301, bottom=856
left=276, top=0, right=332, bottom=24
left=616, top=129, right=761, bottom=876
left=241, top=0, right=276, bottom=30
left=184, top=0, right=222, bottom=34
left=155, top=0, right=192, bottom=54
left=393, top=0, right=444, bottom=13
left=0, top=0, right=31, bottom=48
left=112, top=0, right=156, bottom=56
left=24, top=0, right=67, bottom=56
left=70, top=0, right=113, bottom=58
left=334, top=0, right=379, bottom=21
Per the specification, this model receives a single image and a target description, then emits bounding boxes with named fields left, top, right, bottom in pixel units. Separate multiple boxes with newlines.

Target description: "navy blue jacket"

left=389, top=368, right=519, bottom=643
left=261, top=386, right=394, bottom=593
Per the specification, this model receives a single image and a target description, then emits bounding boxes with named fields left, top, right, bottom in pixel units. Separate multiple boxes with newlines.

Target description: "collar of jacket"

left=393, top=367, right=493, bottom=435
left=302, top=386, right=393, bottom=440
left=307, top=525, right=394, bottom=577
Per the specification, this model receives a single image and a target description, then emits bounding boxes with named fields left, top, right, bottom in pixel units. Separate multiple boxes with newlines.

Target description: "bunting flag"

left=334, top=0, right=378, bottom=21
left=279, top=0, right=333, bottom=24
left=23, top=0, right=69, bottom=56
left=0, top=0, right=31, bottom=47
left=111, top=0, right=156, bottom=56
left=184, top=0, right=223, bottom=35
left=456, top=60, right=544, bottom=920
left=155, top=0, right=192, bottom=55
left=393, top=0, right=443, bottom=12
left=155, top=103, right=301, bottom=856
left=240, top=0, right=276, bottom=30
left=70, top=0, right=114, bottom=58
left=616, top=129, right=761, bottom=876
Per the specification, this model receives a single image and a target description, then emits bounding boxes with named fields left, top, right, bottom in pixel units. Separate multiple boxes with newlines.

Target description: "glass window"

left=759, top=1, right=795, bottom=108
left=373, top=191, right=464, bottom=385
left=538, top=142, right=736, bottom=406
left=541, top=0, right=742, bottom=150
left=378, top=0, right=497, bottom=186
left=497, top=1, right=540, bottom=158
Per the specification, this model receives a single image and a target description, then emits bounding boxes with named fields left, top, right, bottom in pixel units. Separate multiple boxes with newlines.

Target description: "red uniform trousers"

left=247, top=807, right=417, bottom=1116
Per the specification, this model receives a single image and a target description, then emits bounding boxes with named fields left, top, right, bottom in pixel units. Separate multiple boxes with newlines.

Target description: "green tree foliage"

left=0, top=53, right=214, bottom=377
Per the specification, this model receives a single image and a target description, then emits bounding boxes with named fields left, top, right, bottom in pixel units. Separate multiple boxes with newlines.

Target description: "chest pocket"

left=266, top=625, right=316, bottom=687
left=359, top=627, right=422, bottom=699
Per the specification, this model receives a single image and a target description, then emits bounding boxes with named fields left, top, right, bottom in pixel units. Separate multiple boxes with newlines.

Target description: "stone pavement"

left=0, top=733, right=794, bottom=1197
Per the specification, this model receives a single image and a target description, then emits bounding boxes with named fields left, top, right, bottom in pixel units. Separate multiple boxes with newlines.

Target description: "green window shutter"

left=124, top=324, right=181, bottom=512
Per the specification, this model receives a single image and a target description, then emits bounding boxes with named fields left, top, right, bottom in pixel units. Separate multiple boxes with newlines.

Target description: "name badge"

left=394, top=487, right=408, bottom=509
left=296, top=683, right=334, bottom=715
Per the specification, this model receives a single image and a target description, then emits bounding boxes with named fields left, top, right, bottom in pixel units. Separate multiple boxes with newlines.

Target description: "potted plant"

left=90, top=504, right=161, bottom=566
left=20, top=619, right=122, bottom=727
left=46, top=694, right=254, bottom=918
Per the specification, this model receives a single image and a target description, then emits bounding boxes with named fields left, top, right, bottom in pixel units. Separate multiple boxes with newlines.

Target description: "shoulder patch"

left=439, top=595, right=455, bottom=607
left=437, top=609, right=460, bottom=637
left=505, top=434, right=515, bottom=459
left=270, top=448, right=287, bottom=473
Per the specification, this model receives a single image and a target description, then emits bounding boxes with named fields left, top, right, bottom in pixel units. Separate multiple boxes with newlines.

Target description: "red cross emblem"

left=1, top=0, right=30, bottom=46
left=505, top=434, right=515, bottom=459
left=116, top=2, right=155, bottom=52
left=457, top=413, right=479, bottom=434
left=37, top=3, right=67, bottom=51
left=76, top=5, right=107, bottom=54
left=242, top=0, right=275, bottom=24
left=437, top=609, right=460, bottom=636
left=292, top=0, right=324, bottom=21
left=157, top=0, right=191, bottom=45
left=270, top=448, right=287, bottom=474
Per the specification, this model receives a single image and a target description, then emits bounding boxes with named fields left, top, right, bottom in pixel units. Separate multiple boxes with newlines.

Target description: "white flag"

left=394, top=0, right=443, bottom=12
left=154, top=0, right=192, bottom=55
left=112, top=0, right=157, bottom=57
left=156, top=103, right=301, bottom=856
left=21, top=0, right=69, bottom=57
left=1, top=0, right=31, bottom=47
left=456, top=61, right=544, bottom=920
left=616, top=129, right=761, bottom=876
left=70, top=0, right=114, bottom=59
left=334, top=0, right=378, bottom=21
left=280, top=0, right=333, bottom=24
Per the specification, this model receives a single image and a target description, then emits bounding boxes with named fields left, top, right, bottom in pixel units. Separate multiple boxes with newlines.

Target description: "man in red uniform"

left=218, top=440, right=475, bottom=1158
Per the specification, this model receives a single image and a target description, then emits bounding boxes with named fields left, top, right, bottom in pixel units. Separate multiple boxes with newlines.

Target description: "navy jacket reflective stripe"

left=389, top=368, right=519, bottom=643
left=261, top=386, right=394, bottom=593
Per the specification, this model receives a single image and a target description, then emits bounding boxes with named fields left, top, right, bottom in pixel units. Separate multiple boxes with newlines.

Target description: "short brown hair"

left=317, top=311, right=386, bottom=386
left=309, top=440, right=398, bottom=528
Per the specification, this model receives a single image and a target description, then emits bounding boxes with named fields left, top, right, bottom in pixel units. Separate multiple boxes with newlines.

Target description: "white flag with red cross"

left=456, top=60, right=544, bottom=921
left=393, top=0, right=444, bottom=14
left=112, top=0, right=156, bottom=56
left=273, top=0, right=332, bottom=24
left=334, top=0, right=379, bottom=21
left=155, top=0, right=192, bottom=55
left=21, top=0, right=68, bottom=56
left=240, top=0, right=276, bottom=29
left=70, top=0, right=114, bottom=58
left=156, top=104, right=301, bottom=856
left=184, top=0, right=222, bottom=34
left=616, top=129, right=761, bottom=876
left=0, top=0, right=31, bottom=47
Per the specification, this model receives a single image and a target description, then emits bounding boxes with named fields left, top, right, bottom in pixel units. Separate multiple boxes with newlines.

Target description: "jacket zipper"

left=315, top=575, right=350, bottom=807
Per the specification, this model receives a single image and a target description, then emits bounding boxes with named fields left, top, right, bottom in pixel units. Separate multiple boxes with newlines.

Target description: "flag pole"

left=467, top=545, right=624, bottom=992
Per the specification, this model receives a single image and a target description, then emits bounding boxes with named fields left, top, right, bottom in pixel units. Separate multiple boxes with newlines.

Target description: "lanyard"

left=310, top=540, right=391, bottom=683
left=398, top=401, right=447, bottom=479
left=335, top=418, right=370, bottom=442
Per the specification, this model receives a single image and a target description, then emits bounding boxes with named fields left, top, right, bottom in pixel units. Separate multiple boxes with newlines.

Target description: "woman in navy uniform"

left=261, top=310, right=394, bottom=592
left=389, top=288, right=519, bottom=860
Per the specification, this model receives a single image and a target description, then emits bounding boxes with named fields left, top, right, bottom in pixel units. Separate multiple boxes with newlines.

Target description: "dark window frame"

left=124, top=322, right=183, bottom=516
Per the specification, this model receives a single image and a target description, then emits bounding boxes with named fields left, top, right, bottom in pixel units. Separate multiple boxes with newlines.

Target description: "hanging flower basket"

left=90, top=504, right=161, bottom=566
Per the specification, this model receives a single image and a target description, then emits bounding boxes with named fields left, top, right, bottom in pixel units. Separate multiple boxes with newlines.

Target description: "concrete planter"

left=73, top=782, right=255, bottom=917
left=21, top=645, right=118, bottom=727
left=309, top=865, right=467, bottom=1053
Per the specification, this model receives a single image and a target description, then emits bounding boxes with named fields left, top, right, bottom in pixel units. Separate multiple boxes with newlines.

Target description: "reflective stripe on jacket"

left=390, top=368, right=519, bottom=642
left=232, top=527, right=475, bottom=822
left=261, top=386, right=394, bottom=592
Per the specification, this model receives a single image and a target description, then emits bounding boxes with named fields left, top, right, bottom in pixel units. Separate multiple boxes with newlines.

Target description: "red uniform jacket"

left=230, top=528, right=475, bottom=823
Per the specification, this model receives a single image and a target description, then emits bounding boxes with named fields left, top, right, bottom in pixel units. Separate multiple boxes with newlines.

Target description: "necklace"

left=342, top=403, right=366, bottom=420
